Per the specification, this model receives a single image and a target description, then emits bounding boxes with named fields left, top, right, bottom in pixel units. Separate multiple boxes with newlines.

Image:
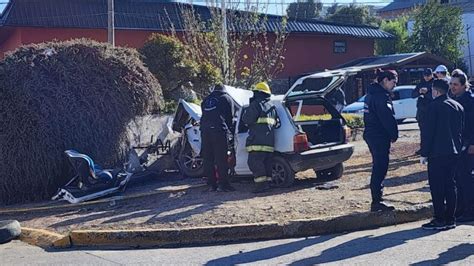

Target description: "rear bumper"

left=284, top=143, right=354, bottom=173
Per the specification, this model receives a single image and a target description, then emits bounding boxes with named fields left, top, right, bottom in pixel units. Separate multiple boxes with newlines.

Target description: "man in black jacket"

left=200, top=84, right=235, bottom=192
left=412, top=68, right=434, bottom=154
left=420, top=79, right=464, bottom=230
left=450, top=72, right=474, bottom=222
left=364, top=69, right=399, bottom=212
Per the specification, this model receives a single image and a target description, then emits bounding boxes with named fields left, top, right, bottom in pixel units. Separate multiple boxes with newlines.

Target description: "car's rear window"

left=288, top=76, right=342, bottom=98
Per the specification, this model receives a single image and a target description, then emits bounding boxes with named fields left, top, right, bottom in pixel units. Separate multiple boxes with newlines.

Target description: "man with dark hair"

left=450, top=71, right=474, bottom=222
left=200, top=84, right=236, bottom=192
left=412, top=68, right=434, bottom=155
left=364, top=69, right=399, bottom=212
left=420, top=79, right=464, bottom=230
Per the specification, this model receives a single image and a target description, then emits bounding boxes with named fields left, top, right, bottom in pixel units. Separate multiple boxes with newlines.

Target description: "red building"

left=0, top=0, right=392, bottom=81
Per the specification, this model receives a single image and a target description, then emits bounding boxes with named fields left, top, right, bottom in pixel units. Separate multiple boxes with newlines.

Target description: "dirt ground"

left=1, top=123, right=430, bottom=234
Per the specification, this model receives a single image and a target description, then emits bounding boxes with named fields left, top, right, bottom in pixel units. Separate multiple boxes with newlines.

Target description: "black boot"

left=457, top=209, right=474, bottom=223
left=370, top=201, right=395, bottom=212
left=253, top=181, right=271, bottom=193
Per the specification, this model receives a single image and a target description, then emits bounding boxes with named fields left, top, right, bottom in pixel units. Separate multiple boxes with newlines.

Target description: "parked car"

left=342, top=85, right=417, bottom=123
left=172, top=71, right=355, bottom=186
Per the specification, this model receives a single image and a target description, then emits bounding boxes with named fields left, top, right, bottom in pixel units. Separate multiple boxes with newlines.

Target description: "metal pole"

left=467, top=25, right=472, bottom=76
left=221, top=0, right=229, bottom=82
left=108, top=0, right=115, bottom=47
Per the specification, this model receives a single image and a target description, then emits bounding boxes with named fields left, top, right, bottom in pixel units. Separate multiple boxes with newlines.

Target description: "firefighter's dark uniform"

left=453, top=91, right=474, bottom=220
left=420, top=94, right=464, bottom=224
left=363, top=83, right=399, bottom=209
left=242, top=87, right=278, bottom=193
left=200, top=87, right=234, bottom=191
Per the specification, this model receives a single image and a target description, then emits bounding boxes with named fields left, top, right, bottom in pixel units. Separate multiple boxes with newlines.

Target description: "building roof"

left=378, top=0, right=426, bottom=13
left=335, top=52, right=451, bottom=71
left=0, top=0, right=392, bottom=39
left=379, top=0, right=474, bottom=14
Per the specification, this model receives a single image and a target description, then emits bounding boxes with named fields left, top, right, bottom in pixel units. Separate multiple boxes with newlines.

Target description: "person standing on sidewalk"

left=242, top=82, right=279, bottom=193
left=363, top=69, right=399, bottom=212
left=420, top=79, right=464, bottom=230
left=200, top=84, right=236, bottom=192
left=449, top=71, right=474, bottom=222
left=412, top=68, right=434, bottom=155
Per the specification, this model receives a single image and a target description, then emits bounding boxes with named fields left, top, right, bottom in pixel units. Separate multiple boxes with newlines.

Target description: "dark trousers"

left=428, top=155, right=458, bottom=222
left=201, top=129, right=229, bottom=187
left=417, top=118, right=426, bottom=150
left=455, top=151, right=474, bottom=214
left=365, top=137, right=391, bottom=202
left=248, top=151, right=272, bottom=182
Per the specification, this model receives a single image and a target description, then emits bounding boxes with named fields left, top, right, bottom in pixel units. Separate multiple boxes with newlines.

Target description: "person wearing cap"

left=363, top=69, right=399, bottom=212
left=200, top=84, right=236, bottom=192
left=412, top=68, right=434, bottom=155
left=449, top=71, right=474, bottom=222
left=434, top=65, right=451, bottom=82
left=241, top=82, right=280, bottom=193
left=420, top=79, right=464, bottom=230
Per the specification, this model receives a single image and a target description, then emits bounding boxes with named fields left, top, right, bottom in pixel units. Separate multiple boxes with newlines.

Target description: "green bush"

left=140, top=34, right=221, bottom=99
left=342, top=114, right=364, bottom=129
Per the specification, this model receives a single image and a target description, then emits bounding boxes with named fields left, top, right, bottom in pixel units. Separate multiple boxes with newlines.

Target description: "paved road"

left=1, top=221, right=473, bottom=265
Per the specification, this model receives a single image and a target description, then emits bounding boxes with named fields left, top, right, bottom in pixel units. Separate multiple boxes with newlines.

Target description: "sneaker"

left=444, top=220, right=456, bottom=230
left=253, top=182, right=271, bottom=193
left=370, top=202, right=395, bottom=212
left=422, top=219, right=446, bottom=230
left=217, top=183, right=236, bottom=192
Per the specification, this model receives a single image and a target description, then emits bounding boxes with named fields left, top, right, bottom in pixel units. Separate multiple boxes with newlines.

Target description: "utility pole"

left=467, top=25, right=472, bottom=76
left=108, top=0, right=115, bottom=47
left=221, top=0, right=229, bottom=82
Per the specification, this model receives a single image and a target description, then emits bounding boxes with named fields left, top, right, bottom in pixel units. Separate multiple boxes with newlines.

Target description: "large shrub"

left=0, top=39, right=163, bottom=204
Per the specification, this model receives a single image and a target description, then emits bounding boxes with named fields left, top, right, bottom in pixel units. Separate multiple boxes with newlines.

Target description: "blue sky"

left=0, top=0, right=391, bottom=16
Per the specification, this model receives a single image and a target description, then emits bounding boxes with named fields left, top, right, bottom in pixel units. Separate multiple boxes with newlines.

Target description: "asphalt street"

left=1, top=220, right=473, bottom=265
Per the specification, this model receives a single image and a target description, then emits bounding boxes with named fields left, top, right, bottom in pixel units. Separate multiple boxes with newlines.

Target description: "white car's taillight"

left=294, top=133, right=309, bottom=152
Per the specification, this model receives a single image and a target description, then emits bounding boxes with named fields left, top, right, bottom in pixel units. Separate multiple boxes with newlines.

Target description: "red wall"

left=0, top=27, right=375, bottom=78
left=280, top=34, right=374, bottom=77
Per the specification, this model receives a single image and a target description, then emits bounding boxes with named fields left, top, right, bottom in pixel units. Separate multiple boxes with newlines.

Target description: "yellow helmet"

left=253, top=82, right=271, bottom=94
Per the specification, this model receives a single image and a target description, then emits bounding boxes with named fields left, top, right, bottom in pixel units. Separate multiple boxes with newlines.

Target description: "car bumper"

left=284, top=143, right=354, bottom=172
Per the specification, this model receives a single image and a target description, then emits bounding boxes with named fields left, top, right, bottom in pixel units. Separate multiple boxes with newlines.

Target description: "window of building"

left=334, top=41, right=346, bottom=54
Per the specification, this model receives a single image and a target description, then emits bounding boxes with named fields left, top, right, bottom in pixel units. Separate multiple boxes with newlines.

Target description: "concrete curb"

left=20, top=227, right=71, bottom=249
left=0, top=184, right=206, bottom=216
left=39, top=204, right=432, bottom=249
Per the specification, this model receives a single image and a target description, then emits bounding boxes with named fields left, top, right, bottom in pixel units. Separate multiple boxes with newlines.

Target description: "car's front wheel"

left=177, top=142, right=205, bottom=178
left=271, top=156, right=295, bottom=187
left=315, top=163, right=344, bottom=180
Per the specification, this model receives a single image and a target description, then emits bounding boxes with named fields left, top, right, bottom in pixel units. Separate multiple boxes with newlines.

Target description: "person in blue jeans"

left=363, top=69, right=399, bottom=212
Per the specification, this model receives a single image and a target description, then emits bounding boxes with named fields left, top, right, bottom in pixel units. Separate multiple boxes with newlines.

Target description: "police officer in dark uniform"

left=420, top=79, right=464, bottom=230
left=450, top=71, right=474, bottom=222
left=363, top=69, right=399, bottom=212
left=412, top=68, right=434, bottom=155
left=200, top=84, right=235, bottom=192
left=242, top=82, right=279, bottom=193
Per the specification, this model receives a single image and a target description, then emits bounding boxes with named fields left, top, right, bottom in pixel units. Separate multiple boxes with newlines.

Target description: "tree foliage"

left=408, top=0, right=465, bottom=66
left=286, top=0, right=323, bottom=20
left=171, top=3, right=288, bottom=89
left=140, top=34, right=221, bottom=98
left=325, top=4, right=380, bottom=26
left=376, top=16, right=410, bottom=55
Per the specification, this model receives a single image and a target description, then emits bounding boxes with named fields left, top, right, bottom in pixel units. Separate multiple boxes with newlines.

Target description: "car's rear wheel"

left=178, top=142, right=205, bottom=178
left=315, top=163, right=344, bottom=180
left=271, top=156, right=295, bottom=187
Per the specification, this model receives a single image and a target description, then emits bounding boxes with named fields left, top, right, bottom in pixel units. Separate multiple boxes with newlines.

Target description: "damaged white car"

left=172, top=70, right=355, bottom=186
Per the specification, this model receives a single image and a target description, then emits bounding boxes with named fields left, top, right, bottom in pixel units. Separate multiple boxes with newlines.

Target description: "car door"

left=234, top=108, right=252, bottom=176
left=394, top=88, right=417, bottom=119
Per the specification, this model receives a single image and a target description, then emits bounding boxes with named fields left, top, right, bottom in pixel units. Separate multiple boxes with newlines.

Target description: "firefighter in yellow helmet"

left=242, top=82, right=280, bottom=193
